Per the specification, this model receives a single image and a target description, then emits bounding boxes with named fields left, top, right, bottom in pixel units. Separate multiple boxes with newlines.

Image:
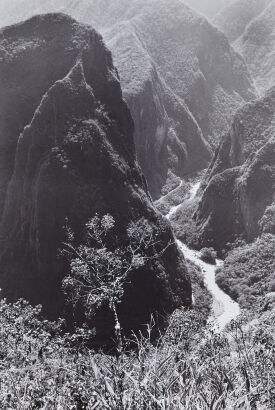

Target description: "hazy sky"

left=0, top=0, right=237, bottom=29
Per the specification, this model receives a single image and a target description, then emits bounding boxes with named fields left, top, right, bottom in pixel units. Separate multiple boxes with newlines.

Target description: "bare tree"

left=61, top=214, right=171, bottom=350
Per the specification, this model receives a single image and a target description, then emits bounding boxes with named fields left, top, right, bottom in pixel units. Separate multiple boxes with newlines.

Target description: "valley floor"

left=0, top=179, right=273, bottom=409
left=158, top=179, right=241, bottom=331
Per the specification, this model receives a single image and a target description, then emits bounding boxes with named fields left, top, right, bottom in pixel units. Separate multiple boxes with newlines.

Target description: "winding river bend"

left=165, top=181, right=240, bottom=332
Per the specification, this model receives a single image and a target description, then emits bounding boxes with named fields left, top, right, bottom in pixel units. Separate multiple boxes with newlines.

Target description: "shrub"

left=200, top=247, right=217, bottom=264
left=187, top=261, right=212, bottom=319
left=170, top=201, right=201, bottom=248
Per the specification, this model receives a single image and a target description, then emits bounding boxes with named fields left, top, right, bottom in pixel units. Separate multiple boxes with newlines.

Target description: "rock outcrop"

left=0, top=14, right=192, bottom=340
left=195, top=87, right=275, bottom=251
left=0, top=0, right=256, bottom=198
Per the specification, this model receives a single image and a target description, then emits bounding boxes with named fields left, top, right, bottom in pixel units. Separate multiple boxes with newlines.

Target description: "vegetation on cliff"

left=216, top=234, right=275, bottom=311
left=0, top=13, right=191, bottom=340
left=195, top=88, right=275, bottom=251
left=0, top=3, right=273, bottom=409
left=0, top=0, right=257, bottom=197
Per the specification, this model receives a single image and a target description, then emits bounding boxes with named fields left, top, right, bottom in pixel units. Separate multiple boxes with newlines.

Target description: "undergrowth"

left=0, top=299, right=273, bottom=409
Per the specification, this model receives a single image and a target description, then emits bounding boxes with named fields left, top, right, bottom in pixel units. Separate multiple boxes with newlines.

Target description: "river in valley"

left=164, top=180, right=240, bottom=332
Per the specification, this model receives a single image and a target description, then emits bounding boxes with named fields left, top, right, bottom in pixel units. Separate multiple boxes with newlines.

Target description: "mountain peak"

left=0, top=12, right=192, bottom=339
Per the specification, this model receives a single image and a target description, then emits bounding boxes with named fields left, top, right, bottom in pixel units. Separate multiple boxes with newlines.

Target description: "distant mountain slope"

left=213, top=0, right=271, bottom=43
left=101, top=18, right=211, bottom=198
left=183, top=0, right=234, bottom=18
left=235, top=1, right=275, bottom=93
left=0, top=14, right=191, bottom=339
left=0, top=0, right=256, bottom=198
left=213, top=0, right=275, bottom=94
left=86, top=0, right=255, bottom=138
left=67, top=0, right=256, bottom=196
left=195, top=86, right=275, bottom=251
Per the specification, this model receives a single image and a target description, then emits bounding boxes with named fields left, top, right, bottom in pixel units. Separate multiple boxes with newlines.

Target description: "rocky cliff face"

left=195, top=87, right=275, bottom=251
left=103, top=20, right=212, bottom=198
left=0, top=14, right=191, bottom=340
left=89, top=0, right=255, bottom=181
left=0, top=0, right=256, bottom=198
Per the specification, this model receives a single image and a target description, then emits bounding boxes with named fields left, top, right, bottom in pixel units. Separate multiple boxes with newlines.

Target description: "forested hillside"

left=0, top=0, right=256, bottom=197
left=0, top=13, right=191, bottom=342
left=195, top=86, right=275, bottom=251
left=0, top=2, right=274, bottom=408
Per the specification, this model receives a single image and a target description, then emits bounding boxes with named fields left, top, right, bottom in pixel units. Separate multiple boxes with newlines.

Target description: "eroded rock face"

left=196, top=87, right=275, bottom=251
left=0, top=14, right=191, bottom=340
left=91, top=0, right=255, bottom=192
left=0, top=0, right=256, bottom=198
left=105, top=25, right=211, bottom=198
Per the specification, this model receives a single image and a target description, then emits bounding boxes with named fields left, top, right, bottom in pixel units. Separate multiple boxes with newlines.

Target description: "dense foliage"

left=187, top=261, right=212, bottom=319
left=0, top=298, right=273, bottom=409
left=216, top=234, right=275, bottom=310
left=170, top=200, right=201, bottom=249
left=200, top=248, right=217, bottom=265
left=155, top=181, right=190, bottom=215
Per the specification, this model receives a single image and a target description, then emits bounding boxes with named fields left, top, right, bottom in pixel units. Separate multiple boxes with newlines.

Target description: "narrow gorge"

left=158, top=180, right=241, bottom=332
left=0, top=1, right=274, bottom=408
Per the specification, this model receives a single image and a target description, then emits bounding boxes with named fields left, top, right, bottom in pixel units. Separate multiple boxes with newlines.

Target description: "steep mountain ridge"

left=104, top=18, right=211, bottom=197
left=0, top=14, right=191, bottom=339
left=0, top=0, right=256, bottom=198
left=62, top=0, right=254, bottom=198
left=195, top=87, right=275, bottom=251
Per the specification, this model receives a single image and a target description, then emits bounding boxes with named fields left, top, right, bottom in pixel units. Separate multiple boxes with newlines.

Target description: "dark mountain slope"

left=195, top=87, right=275, bottom=251
left=0, top=14, right=191, bottom=339
left=0, top=0, right=256, bottom=198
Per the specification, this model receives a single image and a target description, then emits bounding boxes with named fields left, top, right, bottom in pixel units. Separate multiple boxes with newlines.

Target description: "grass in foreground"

left=0, top=299, right=273, bottom=409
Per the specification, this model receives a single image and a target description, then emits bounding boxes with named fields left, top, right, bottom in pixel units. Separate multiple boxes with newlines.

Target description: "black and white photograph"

left=0, top=0, right=274, bottom=408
